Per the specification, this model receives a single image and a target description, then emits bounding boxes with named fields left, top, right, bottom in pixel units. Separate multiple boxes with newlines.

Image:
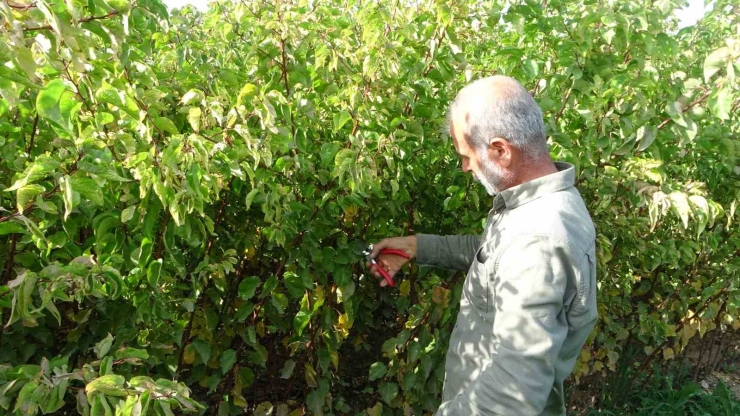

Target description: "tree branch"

left=23, top=11, right=119, bottom=32
left=2, top=234, right=18, bottom=284
left=657, top=90, right=710, bottom=130
left=27, top=113, right=39, bottom=156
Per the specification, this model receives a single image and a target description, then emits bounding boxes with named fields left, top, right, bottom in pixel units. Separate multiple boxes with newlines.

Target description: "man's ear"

left=487, top=137, right=512, bottom=168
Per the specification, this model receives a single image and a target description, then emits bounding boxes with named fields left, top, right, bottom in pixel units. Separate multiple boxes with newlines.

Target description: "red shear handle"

left=378, top=249, right=411, bottom=259
left=373, top=249, right=411, bottom=287
left=374, top=264, right=395, bottom=287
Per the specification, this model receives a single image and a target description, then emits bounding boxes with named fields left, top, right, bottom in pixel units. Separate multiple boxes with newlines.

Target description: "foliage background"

left=1, top=0, right=739, bottom=414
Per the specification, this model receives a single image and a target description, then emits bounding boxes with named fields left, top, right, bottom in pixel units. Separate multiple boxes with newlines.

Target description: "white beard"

left=474, top=156, right=512, bottom=196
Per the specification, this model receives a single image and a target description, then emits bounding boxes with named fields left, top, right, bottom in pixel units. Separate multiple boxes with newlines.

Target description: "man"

left=367, top=76, right=597, bottom=415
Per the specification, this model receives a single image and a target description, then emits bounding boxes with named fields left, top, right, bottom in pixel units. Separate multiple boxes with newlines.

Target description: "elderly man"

left=367, top=76, right=597, bottom=415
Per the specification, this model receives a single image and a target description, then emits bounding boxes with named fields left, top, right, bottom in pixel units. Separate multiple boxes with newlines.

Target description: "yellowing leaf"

left=183, top=344, right=196, bottom=364
left=188, top=107, right=202, bottom=132
left=399, top=280, right=410, bottom=297
left=16, top=184, right=45, bottom=213
left=432, top=287, right=450, bottom=306
left=335, top=313, right=352, bottom=339
left=669, top=191, right=690, bottom=229
left=304, top=363, right=317, bottom=388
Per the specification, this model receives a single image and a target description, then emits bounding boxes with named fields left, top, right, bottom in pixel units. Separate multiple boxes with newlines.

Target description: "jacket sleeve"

left=435, top=234, right=573, bottom=416
left=415, top=234, right=481, bottom=271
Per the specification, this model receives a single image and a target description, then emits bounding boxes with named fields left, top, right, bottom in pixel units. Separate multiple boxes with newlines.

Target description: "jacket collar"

left=492, top=162, right=576, bottom=211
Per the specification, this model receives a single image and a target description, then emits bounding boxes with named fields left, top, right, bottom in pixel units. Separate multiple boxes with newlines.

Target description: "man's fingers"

left=369, top=239, right=389, bottom=259
left=368, top=264, right=382, bottom=279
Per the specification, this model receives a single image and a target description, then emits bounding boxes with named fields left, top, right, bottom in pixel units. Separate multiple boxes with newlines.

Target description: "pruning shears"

left=362, top=244, right=410, bottom=288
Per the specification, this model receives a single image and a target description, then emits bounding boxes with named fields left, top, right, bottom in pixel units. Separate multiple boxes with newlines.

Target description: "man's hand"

left=366, top=236, right=417, bottom=287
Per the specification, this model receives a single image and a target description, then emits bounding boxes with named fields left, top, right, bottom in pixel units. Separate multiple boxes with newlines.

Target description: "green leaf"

left=36, top=79, right=78, bottom=135
left=0, top=222, right=27, bottom=236
left=271, top=293, right=288, bottom=315
left=85, top=375, right=126, bottom=396
left=71, top=175, right=105, bottom=206
left=636, top=125, right=657, bottom=151
left=708, top=86, right=733, bottom=120
left=138, top=238, right=153, bottom=268
left=378, top=382, right=398, bottom=404
left=35, top=196, right=58, bottom=214
left=78, top=161, right=130, bottom=182
left=260, top=276, right=278, bottom=298
left=220, top=349, right=237, bottom=374
left=147, top=259, right=162, bottom=288
left=16, top=184, right=45, bottom=212
left=236, top=83, right=258, bottom=107
left=114, top=347, right=149, bottom=360
left=245, top=188, right=260, bottom=210
left=60, top=175, right=74, bottom=221
left=408, top=341, right=421, bottom=364
left=333, top=111, right=352, bottom=132
left=13, top=381, right=39, bottom=413
left=293, top=310, right=311, bottom=335
left=369, top=362, right=387, bottom=381
left=689, top=195, right=709, bottom=237
left=154, top=117, right=178, bottom=135
left=522, top=58, right=538, bottom=78
left=238, top=276, right=261, bottom=299
left=5, top=156, right=60, bottom=191
left=280, top=359, right=296, bottom=379
left=191, top=339, right=211, bottom=363
left=333, top=266, right=351, bottom=286
left=669, top=191, right=690, bottom=229
left=239, top=367, right=254, bottom=387
left=121, top=206, right=136, bottom=223
left=402, top=371, right=417, bottom=391
left=181, top=89, right=205, bottom=105
left=102, top=266, right=124, bottom=299
left=703, top=47, right=730, bottom=82
left=94, top=333, right=115, bottom=359
left=320, top=142, right=341, bottom=167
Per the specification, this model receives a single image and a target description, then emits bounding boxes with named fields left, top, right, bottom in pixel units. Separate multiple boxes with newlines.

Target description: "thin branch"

left=23, top=11, right=119, bottom=32
left=553, top=81, right=575, bottom=125
left=27, top=113, right=39, bottom=156
left=657, top=90, right=710, bottom=130
left=2, top=234, right=18, bottom=284
left=7, top=1, right=36, bottom=10
left=0, top=183, right=60, bottom=223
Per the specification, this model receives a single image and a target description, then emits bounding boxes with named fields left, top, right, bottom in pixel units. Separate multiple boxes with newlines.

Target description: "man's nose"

left=461, top=159, right=470, bottom=173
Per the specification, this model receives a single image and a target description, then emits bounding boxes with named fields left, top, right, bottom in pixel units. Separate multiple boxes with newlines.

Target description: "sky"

left=161, top=0, right=710, bottom=28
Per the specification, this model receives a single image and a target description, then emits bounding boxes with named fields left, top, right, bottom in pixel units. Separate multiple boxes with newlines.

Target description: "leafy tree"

left=0, top=0, right=738, bottom=414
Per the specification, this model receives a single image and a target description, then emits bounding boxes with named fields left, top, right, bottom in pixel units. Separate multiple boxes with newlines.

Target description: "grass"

left=582, top=366, right=740, bottom=415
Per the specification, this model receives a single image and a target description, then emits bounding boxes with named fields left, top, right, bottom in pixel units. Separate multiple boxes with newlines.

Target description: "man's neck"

left=507, top=158, right=558, bottom=189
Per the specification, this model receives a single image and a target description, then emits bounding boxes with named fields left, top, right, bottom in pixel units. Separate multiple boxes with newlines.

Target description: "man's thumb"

left=370, top=240, right=388, bottom=259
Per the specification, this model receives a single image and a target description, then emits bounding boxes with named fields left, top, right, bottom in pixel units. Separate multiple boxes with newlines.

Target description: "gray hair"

left=449, top=76, right=548, bottom=160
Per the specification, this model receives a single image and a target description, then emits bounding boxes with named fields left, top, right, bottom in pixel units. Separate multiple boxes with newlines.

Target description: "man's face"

left=450, top=114, right=508, bottom=195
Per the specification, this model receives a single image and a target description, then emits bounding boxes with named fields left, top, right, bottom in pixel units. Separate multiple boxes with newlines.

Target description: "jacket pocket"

left=463, top=245, right=490, bottom=313
left=567, top=246, right=598, bottom=328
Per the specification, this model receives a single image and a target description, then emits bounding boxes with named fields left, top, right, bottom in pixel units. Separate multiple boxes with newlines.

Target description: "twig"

left=27, top=114, right=39, bottom=156
left=7, top=1, right=37, bottom=11
left=23, top=11, right=119, bottom=32
left=2, top=234, right=18, bottom=284
left=656, top=91, right=710, bottom=130
left=553, top=81, right=575, bottom=125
